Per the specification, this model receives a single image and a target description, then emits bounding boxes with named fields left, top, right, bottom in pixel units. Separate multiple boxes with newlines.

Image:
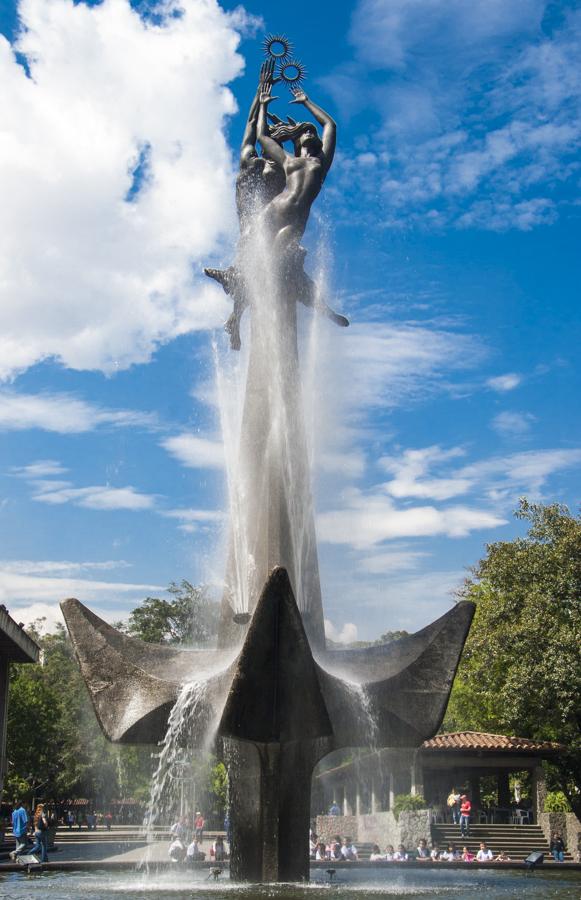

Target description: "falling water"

left=141, top=680, right=213, bottom=863
left=214, top=213, right=327, bottom=648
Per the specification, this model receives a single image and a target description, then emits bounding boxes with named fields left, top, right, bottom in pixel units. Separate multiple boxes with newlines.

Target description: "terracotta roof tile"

left=422, top=731, right=562, bottom=753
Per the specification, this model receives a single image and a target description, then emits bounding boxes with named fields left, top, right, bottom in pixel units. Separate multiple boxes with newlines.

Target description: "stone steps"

left=430, top=823, right=574, bottom=861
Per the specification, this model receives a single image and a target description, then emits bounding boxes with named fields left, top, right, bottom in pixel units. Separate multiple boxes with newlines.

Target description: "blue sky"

left=0, top=0, right=579, bottom=641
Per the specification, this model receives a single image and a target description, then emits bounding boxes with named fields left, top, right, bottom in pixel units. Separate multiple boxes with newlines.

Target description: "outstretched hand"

left=289, top=87, right=308, bottom=105
left=259, top=81, right=278, bottom=105
left=259, top=58, right=281, bottom=88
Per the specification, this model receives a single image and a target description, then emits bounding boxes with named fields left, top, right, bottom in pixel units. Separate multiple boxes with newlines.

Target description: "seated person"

left=495, top=849, right=511, bottom=862
left=441, top=843, right=460, bottom=861
left=340, top=837, right=358, bottom=860
left=384, top=844, right=395, bottom=861
left=461, top=846, right=474, bottom=861
left=430, top=843, right=441, bottom=861
left=476, top=842, right=493, bottom=861
left=331, top=836, right=342, bottom=859
left=550, top=832, right=566, bottom=862
left=169, top=838, right=186, bottom=862
left=186, top=838, right=205, bottom=861
left=369, top=843, right=386, bottom=861
left=315, top=841, right=328, bottom=861
left=416, top=838, right=430, bottom=859
left=393, top=844, right=408, bottom=861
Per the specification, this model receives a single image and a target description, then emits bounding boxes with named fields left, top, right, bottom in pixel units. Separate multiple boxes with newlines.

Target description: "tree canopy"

left=444, top=500, right=581, bottom=814
left=5, top=581, right=220, bottom=809
left=125, top=580, right=219, bottom=645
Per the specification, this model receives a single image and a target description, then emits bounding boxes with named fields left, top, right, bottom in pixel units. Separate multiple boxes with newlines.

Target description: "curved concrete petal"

left=60, top=598, right=238, bottom=744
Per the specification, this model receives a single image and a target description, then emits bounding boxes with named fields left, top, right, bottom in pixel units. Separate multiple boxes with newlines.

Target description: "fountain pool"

left=0, top=867, right=579, bottom=899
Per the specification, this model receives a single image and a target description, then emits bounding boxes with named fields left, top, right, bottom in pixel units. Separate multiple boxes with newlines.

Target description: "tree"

left=444, top=500, right=581, bottom=814
left=126, top=580, right=219, bottom=645
left=6, top=622, right=154, bottom=806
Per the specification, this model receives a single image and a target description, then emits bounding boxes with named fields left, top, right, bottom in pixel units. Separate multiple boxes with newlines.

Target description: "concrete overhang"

left=0, top=607, right=40, bottom=663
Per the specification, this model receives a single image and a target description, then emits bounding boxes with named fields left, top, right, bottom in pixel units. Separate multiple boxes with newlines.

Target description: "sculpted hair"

left=269, top=121, right=322, bottom=156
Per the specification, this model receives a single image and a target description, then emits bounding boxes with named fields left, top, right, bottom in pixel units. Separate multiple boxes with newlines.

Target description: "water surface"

left=0, top=866, right=580, bottom=899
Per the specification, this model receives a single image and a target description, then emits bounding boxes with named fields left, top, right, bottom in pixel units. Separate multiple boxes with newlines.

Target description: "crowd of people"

left=167, top=812, right=230, bottom=865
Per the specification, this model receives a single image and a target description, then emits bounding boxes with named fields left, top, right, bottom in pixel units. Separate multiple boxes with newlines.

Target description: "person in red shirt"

left=194, top=811, right=205, bottom=843
left=459, top=795, right=471, bottom=837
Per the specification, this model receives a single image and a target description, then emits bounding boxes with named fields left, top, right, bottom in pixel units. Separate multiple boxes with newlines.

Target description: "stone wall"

left=538, top=811, right=581, bottom=861
left=321, top=809, right=431, bottom=852
left=315, top=815, right=359, bottom=842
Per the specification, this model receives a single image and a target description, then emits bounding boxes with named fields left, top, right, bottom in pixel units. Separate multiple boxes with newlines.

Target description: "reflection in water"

left=0, top=867, right=580, bottom=899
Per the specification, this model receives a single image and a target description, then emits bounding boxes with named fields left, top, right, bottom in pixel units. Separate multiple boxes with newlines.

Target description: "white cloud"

left=328, top=2, right=581, bottom=230
left=163, top=506, right=224, bottom=532
left=491, top=410, right=535, bottom=436
left=317, top=489, right=506, bottom=549
left=349, top=0, right=545, bottom=69
left=0, top=0, right=257, bottom=380
left=32, top=484, right=157, bottom=510
left=339, top=323, right=484, bottom=411
left=0, top=390, right=157, bottom=433
left=0, top=559, right=131, bottom=575
left=162, top=433, right=224, bottom=469
left=0, top=569, right=163, bottom=604
left=357, top=547, right=430, bottom=574
left=486, top=373, right=522, bottom=392
left=460, top=448, right=581, bottom=497
left=324, top=618, right=359, bottom=645
left=318, top=450, right=366, bottom=478
left=11, top=459, right=68, bottom=477
left=380, top=445, right=472, bottom=500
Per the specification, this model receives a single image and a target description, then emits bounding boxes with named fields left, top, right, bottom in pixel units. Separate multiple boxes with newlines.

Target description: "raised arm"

left=240, top=61, right=279, bottom=165
left=257, top=83, right=288, bottom=168
left=291, top=89, right=336, bottom=174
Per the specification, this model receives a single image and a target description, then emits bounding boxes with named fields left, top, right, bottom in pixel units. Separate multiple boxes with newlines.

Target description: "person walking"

left=459, top=794, right=471, bottom=838
left=28, top=804, right=49, bottom=863
left=10, top=799, right=29, bottom=859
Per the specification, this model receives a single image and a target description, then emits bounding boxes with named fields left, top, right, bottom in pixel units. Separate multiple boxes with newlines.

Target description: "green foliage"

left=6, top=579, right=223, bottom=809
left=377, top=630, right=409, bottom=644
left=392, top=794, right=426, bottom=820
left=444, top=500, right=581, bottom=814
left=544, top=791, right=572, bottom=812
left=126, top=580, right=219, bottom=645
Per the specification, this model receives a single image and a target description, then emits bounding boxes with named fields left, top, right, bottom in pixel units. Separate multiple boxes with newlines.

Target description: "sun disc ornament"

left=263, top=34, right=293, bottom=62
left=279, top=59, right=307, bottom=89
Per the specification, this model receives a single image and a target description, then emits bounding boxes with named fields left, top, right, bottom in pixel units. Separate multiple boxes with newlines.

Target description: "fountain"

left=61, top=37, right=475, bottom=884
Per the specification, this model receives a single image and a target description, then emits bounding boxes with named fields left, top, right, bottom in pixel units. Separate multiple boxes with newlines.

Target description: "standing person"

left=194, top=811, right=205, bottom=843
left=447, top=787, right=461, bottom=824
left=28, top=804, right=49, bottom=863
left=328, top=799, right=341, bottom=816
left=459, top=794, right=471, bottom=838
left=9, top=799, right=29, bottom=859
left=105, top=811, right=113, bottom=831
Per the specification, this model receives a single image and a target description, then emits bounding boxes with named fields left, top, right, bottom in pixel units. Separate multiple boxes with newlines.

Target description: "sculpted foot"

left=225, top=314, right=242, bottom=351
left=204, top=266, right=234, bottom=296
left=327, top=310, right=349, bottom=327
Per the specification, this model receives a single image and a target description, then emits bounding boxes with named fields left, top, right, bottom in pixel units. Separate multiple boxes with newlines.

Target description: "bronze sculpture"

left=205, top=64, right=348, bottom=350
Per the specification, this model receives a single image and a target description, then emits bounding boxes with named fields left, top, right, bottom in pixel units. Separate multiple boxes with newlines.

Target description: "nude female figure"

left=205, top=75, right=348, bottom=347
left=257, top=84, right=335, bottom=257
left=256, top=84, right=348, bottom=327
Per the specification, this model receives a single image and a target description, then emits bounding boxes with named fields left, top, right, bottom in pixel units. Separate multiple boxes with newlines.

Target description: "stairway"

left=430, top=823, right=574, bottom=861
